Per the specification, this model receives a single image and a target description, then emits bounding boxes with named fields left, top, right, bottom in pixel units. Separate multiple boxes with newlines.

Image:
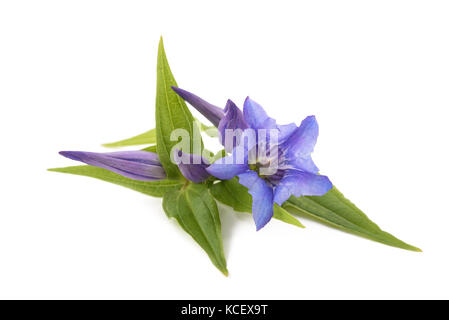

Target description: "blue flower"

left=172, top=87, right=332, bottom=230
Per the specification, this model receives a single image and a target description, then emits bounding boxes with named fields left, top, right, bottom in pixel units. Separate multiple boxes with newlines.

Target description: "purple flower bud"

left=175, top=150, right=210, bottom=183
left=171, top=86, right=224, bottom=127
left=218, top=99, right=249, bottom=152
left=59, top=151, right=166, bottom=181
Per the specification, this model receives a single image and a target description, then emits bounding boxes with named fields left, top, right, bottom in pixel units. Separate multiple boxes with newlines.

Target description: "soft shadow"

left=217, top=203, right=251, bottom=260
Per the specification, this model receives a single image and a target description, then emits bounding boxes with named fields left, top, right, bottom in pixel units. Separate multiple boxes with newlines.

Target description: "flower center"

left=246, top=144, right=287, bottom=185
left=249, top=158, right=285, bottom=186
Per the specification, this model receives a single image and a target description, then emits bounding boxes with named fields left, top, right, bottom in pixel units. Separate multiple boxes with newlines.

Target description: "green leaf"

left=284, top=187, right=421, bottom=252
left=273, top=204, right=305, bottom=228
left=209, top=178, right=305, bottom=228
left=48, top=165, right=183, bottom=197
left=210, top=178, right=252, bottom=212
left=163, top=183, right=228, bottom=275
left=102, top=120, right=217, bottom=148
left=102, top=129, right=156, bottom=148
left=155, top=37, right=202, bottom=178
left=200, top=122, right=219, bottom=137
left=141, top=145, right=158, bottom=153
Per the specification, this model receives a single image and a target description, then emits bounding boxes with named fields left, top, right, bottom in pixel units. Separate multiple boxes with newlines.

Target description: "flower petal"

left=282, top=115, right=318, bottom=159
left=206, top=154, right=249, bottom=180
left=207, top=127, right=259, bottom=180
left=243, top=97, right=297, bottom=146
left=171, top=86, right=224, bottom=126
left=273, top=170, right=332, bottom=206
left=59, top=151, right=166, bottom=181
left=238, top=171, right=274, bottom=230
left=218, top=99, right=249, bottom=151
left=176, top=150, right=210, bottom=183
left=243, top=97, right=276, bottom=130
left=277, top=122, right=297, bottom=143
left=291, top=156, right=319, bottom=174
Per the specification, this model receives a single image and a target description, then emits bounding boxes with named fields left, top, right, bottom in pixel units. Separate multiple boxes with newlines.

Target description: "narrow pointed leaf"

left=155, top=38, right=202, bottom=178
left=209, top=178, right=304, bottom=228
left=103, top=121, right=217, bottom=148
left=200, top=122, right=219, bottom=137
left=102, top=129, right=156, bottom=148
left=163, top=183, right=228, bottom=275
left=49, top=165, right=183, bottom=197
left=285, top=187, right=421, bottom=251
left=273, top=204, right=305, bottom=228
left=142, top=145, right=158, bottom=153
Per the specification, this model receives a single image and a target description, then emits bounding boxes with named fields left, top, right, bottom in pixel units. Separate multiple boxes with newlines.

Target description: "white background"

left=1, top=1, right=448, bottom=299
